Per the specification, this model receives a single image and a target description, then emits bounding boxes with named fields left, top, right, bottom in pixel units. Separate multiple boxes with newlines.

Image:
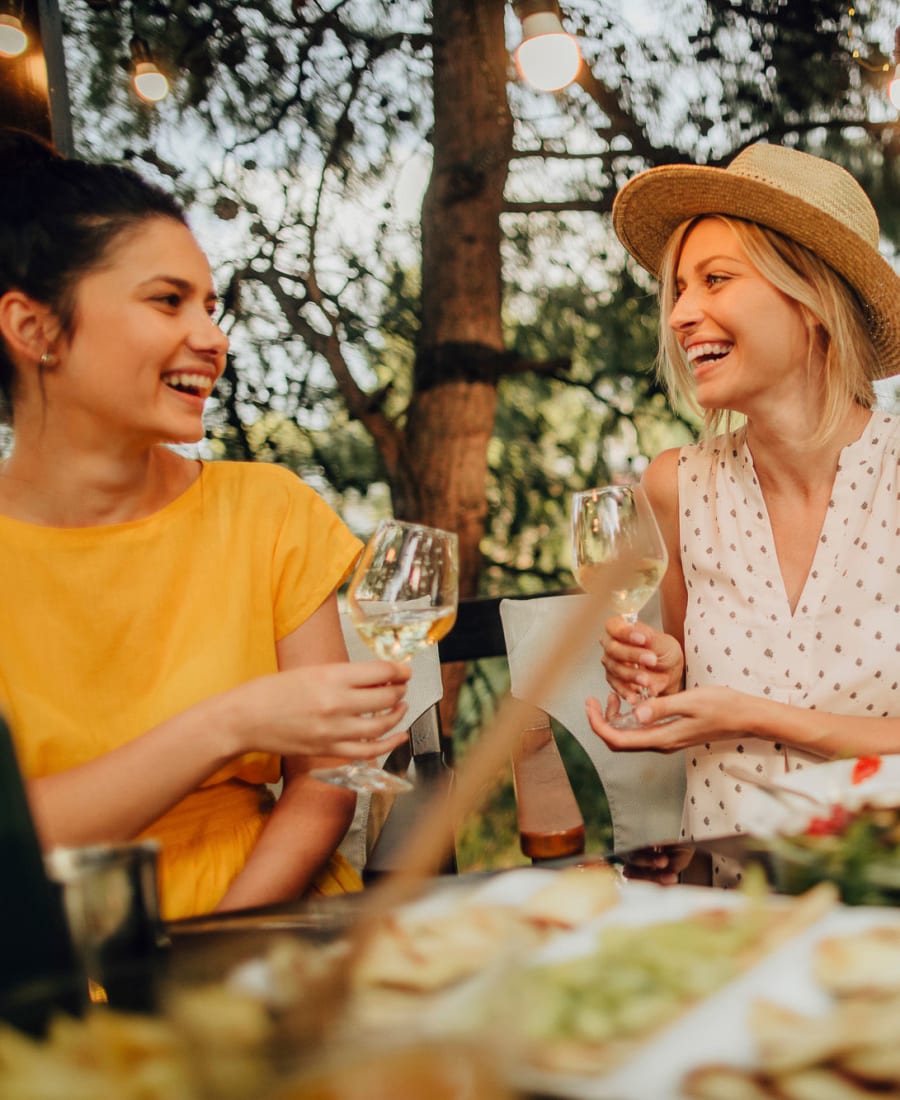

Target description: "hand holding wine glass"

left=572, top=484, right=669, bottom=730
left=311, top=519, right=459, bottom=794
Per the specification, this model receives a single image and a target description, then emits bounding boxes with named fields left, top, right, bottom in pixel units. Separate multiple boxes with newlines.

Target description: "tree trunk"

left=398, top=0, right=513, bottom=731
left=399, top=0, right=512, bottom=598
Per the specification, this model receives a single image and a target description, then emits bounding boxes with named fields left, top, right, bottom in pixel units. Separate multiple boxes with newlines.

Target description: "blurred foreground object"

left=276, top=1039, right=516, bottom=1099
left=750, top=804, right=900, bottom=906
left=45, top=839, right=167, bottom=1011
left=0, top=714, right=81, bottom=1034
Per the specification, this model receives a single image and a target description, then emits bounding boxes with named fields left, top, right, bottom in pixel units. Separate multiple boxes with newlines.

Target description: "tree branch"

left=503, top=198, right=612, bottom=214
left=572, top=65, right=689, bottom=166
left=510, top=147, right=617, bottom=161
left=247, top=265, right=405, bottom=476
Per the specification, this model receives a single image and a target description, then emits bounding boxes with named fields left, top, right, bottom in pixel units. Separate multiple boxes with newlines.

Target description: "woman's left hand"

left=586, top=685, right=750, bottom=752
left=602, top=615, right=684, bottom=703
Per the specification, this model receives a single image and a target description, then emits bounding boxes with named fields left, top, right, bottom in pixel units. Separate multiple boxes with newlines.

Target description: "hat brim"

left=612, top=164, right=900, bottom=380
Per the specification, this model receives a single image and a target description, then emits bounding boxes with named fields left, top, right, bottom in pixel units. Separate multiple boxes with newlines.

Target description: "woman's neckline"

left=0, top=455, right=206, bottom=532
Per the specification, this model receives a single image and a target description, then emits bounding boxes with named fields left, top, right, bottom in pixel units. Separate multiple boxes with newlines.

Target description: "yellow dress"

left=0, top=461, right=363, bottom=919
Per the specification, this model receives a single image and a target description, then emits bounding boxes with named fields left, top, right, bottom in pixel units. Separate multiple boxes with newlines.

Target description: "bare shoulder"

left=641, top=449, right=680, bottom=525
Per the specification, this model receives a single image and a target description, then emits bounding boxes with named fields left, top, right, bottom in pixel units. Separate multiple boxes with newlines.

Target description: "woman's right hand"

left=622, top=844, right=696, bottom=886
left=601, top=615, right=684, bottom=704
left=233, top=659, right=412, bottom=760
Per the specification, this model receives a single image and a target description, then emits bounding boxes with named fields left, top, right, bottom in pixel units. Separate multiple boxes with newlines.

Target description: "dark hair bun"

left=0, top=127, right=63, bottom=180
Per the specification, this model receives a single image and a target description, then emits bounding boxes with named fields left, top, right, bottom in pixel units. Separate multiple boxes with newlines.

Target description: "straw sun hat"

left=612, top=143, right=900, bottom=379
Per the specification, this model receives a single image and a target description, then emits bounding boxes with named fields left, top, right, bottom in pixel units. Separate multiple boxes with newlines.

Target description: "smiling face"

left=41, top=216, right=228, bottom=448
left=668, top=218, right=817, bottom=417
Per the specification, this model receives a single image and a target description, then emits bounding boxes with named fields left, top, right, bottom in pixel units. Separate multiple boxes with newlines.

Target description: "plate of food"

left=681, top=908, right=900, bottom=1100
left=471, top=880, right=837, bottom=1098
left=480, top=885, right=900, bottom=1100
left=741, top=754, right=900, bottom=835
left=340, top=864, right=623, bottom=1025
left=1, top=868, right=874, bottom=1100
left=746, top=804, right=900, bottom=906
left=735, top=756, right=900, bottom=906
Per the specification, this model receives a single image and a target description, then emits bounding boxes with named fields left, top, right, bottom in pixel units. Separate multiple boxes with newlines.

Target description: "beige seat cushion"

left=500, top=593, right=685, bottom=852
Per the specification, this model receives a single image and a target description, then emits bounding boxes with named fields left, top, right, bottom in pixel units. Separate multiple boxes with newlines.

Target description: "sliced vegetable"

left=851, top=755, right=882, bottom=785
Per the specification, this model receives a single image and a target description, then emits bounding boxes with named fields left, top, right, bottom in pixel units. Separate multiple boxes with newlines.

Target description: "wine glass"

left=310, top=519, right=459, bottom=794
left=571, top=484, right=668, bottom=730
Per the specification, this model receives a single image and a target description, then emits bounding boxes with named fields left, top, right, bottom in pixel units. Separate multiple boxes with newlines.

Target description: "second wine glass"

left=310, top=519, right=459, bottom=794
left=571, top=484, right=667, bottom=730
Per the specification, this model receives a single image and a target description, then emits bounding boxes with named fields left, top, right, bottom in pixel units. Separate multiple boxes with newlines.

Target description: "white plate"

left=742, top=754, right=900, bottom=835
left=407, top=876, right=843, bottom=1099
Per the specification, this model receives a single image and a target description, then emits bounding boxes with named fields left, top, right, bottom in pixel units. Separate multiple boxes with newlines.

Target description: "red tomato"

left=851, top=755, right=882, bottom=785
left=805, top=805, right=852, bottom=836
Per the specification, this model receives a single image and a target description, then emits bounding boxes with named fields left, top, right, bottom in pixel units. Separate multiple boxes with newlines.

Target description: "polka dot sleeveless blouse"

left=677, top=413, right=900, bottom=864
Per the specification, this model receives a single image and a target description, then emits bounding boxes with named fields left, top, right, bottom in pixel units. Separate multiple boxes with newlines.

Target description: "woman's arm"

left=588, top=684, right=900, bottom=759
left=214, top=594, right=382, bottom=911
left=26, top=605, right=410, bottom=849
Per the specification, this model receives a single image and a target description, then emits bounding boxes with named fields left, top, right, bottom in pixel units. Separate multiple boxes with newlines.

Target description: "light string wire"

left=845, top=4, right=892, bottom=74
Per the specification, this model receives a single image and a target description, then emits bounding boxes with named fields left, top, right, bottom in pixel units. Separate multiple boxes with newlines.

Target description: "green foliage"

left=483, top=258, right=694, bottom=596
left=61, top=2, right=899, bottom=507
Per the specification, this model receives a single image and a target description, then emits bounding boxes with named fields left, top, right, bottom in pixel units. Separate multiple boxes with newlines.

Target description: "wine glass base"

left=309, top=763, right=414, bottom=795
left=607, top=712, right=684, bottom=730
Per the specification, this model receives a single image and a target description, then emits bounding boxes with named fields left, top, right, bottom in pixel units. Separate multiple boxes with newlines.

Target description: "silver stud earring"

left=39, top=350, right=56, bottom=368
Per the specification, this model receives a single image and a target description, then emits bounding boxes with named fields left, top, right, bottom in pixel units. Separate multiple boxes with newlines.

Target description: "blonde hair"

left=657, top=216, right=876, bottom=445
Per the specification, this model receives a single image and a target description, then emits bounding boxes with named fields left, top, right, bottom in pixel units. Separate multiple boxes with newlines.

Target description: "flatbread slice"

left=814, top=926, right=900, bottom=997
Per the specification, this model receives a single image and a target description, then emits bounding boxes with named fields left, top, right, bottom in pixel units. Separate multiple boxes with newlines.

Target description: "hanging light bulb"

left=889, top=27, right=900, bottom=110
left=513, top=0, right=581, bottom=93
left=134, top=60, right=169, bottom=102
left=130, top=36, right=169, bottom=103
left=0, top=11, right=28, bottom=58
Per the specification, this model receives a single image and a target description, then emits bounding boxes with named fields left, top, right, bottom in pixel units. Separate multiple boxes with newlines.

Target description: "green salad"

left=751, top=804, right=900, bottom=906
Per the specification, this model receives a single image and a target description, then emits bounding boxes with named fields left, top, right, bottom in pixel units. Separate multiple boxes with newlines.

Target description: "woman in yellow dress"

left=0, top=129, right=411, bottom=920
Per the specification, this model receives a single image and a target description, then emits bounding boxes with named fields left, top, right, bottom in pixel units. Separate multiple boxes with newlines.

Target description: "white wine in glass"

left=353, top=603, right=457, bottom=662
left=311, top=519, right=459, bottom=794
left=571, top=485, right=668, bottom=730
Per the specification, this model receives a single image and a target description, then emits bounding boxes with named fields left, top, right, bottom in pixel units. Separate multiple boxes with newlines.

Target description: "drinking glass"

left=571, top=484, right=668, bottom=730
left=311, top=519, right=459, bottom=794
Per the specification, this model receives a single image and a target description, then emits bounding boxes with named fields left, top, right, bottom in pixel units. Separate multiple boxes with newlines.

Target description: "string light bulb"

left=130, top=36, right=169, bottom=103
left=846, top=6, right=897, bottom=107
left=513, top=0, right=581, bottom=93
left=0, top=11, right=27, bottom=58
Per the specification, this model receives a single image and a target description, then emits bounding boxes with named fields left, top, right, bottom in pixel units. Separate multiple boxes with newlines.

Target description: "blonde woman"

left=587, top=144, right=900, bottom=884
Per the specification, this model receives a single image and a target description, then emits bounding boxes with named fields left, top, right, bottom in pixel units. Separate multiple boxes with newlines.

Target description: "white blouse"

left=676, top=413, right=900, bottom=883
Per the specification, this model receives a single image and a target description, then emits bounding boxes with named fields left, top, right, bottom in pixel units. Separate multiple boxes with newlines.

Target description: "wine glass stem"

left=623, top=612, right=651, bottom=702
